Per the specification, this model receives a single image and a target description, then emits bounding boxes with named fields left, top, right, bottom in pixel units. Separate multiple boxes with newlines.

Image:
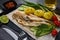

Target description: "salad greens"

left=31, top=24, right=55, bottom=37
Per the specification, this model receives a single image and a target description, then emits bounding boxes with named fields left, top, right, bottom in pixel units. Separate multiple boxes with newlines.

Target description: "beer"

left=45, top=0, right=57, bottom=10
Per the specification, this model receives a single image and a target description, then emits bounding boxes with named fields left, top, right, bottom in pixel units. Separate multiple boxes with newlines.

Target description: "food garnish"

left=43, top=11, right=53, bottom=19
left=24, top=7, right=35, bottom=14
left=31, top=24, right=55, bottom=37
left=0, top=15, right=9, bottom=23
left=53, top=21, right=60, bottom=27
left=51, top=29, right=58, bottom=37
left=34, top=10, right=44, bottom=17
left=52, top=15, right=58, bottom=21
left=18, top=5, right=29, bottom=11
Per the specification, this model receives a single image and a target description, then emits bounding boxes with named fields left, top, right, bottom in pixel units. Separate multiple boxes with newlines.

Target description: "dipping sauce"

left=3, top=1, right=17, bottom=9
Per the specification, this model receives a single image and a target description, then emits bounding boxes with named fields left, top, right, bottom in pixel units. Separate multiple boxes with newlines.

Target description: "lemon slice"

left=34, top=10, right=44, bottom=17
left=43, top=11, right=53, bottom=19
left=0, top=15, right=9, bottom=23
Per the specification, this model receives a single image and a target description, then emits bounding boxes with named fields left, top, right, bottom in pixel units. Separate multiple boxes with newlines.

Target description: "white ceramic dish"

left=7, top=8, right=59, bottom=40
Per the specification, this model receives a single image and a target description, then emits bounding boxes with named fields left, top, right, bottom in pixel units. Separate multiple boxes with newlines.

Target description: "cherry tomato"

left=51, top=29, right=58, bottom=37
left=52, top=15, right=58, bottom=21
left=54, top=21, right=60, bottom=27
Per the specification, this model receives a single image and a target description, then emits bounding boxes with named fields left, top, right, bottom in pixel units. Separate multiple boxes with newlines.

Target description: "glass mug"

left=45, top=0, right=57, bottom=10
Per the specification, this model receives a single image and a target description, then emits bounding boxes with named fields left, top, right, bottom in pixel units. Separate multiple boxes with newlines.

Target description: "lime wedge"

left=0, top=15, right=9, bottom=23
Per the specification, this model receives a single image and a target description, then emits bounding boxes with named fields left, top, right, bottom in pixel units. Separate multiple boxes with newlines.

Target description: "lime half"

left=0, top=15, right=9, bottom=23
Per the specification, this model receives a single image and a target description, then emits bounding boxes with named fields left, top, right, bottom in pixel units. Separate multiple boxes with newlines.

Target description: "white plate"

left=6, top=9, right=56, bottom=40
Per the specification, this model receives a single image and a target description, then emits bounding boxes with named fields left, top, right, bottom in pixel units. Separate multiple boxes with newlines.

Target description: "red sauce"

left=4, top=1, right=17, bottom=9
left=5, top=2, right=15, bottom=9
